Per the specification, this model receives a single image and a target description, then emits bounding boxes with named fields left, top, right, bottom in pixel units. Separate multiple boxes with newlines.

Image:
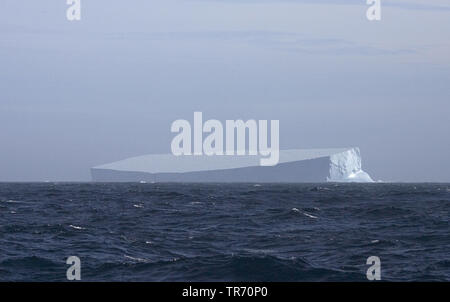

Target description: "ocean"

left=0, top=183, right=448, bottom=281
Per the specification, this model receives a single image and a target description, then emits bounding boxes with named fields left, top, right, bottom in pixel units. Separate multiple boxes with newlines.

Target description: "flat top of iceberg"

left=93, top=148, right=354, bottom=174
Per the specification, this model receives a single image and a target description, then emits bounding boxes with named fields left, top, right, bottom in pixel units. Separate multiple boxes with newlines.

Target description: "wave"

left=83, top=254, right=363, bottom=282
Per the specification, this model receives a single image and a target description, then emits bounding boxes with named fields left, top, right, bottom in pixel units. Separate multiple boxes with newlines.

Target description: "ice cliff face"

left=92, top=147, right=373, bottom=183
left=327, top=148, right=374, bottom=183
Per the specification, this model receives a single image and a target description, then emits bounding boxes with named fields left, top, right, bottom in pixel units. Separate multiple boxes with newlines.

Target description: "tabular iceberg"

left=91, top=147, right=373, bottom=183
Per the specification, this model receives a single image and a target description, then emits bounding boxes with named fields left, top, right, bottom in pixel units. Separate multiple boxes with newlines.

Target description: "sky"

left=0, top=0, right=449, bottom=182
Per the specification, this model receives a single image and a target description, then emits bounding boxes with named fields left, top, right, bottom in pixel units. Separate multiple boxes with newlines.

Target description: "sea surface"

left=0, top=183, right=449, bottom=281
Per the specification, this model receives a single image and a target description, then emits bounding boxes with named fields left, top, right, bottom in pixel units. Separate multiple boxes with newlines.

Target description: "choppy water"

left=0, top=183, right=449, bottom=281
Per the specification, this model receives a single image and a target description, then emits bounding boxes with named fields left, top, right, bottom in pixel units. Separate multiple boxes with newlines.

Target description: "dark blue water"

left=0, top=183, right=448, bottom=281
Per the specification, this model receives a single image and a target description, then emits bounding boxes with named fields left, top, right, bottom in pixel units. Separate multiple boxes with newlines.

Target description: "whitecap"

left=124, top=255, right=147, bottom=262
left=69, top=225, right=85, bottom=230
left=292, top=208, right=318, bottom=219
left=244, top=248, right=275, bottom=254
left=303, top=212, right=318, bottom=219
left=371, top=240, right=379, bottom=244
left=3, top=200, right=21, bottom=203
left=243, top=249, right=276, bottom=254
left=133, top=204, right=144, bottom=208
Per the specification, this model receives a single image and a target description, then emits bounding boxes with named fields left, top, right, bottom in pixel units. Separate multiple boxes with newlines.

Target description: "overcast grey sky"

left=0, top=0, right=449, bottom=181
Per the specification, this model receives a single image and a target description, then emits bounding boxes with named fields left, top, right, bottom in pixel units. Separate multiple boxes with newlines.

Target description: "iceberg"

left=328, top=148, right=374, bottom=182
left=91, top=147, right=373, bottom=183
